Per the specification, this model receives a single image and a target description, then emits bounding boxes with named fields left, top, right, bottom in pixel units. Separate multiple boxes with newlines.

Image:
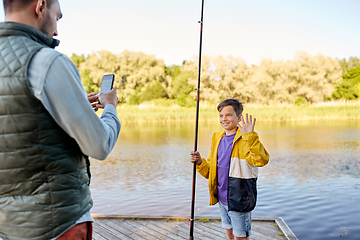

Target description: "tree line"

left=70, top=50, right=360, bottom=106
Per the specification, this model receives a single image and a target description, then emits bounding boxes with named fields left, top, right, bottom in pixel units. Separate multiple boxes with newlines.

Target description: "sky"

left=1, top=0, right=359, bottom=66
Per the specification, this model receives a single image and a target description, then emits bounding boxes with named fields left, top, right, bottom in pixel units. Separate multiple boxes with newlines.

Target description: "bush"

left=295, top=96, right=307, bottom=106
left=176, top=94, right=196, bottom=107
left=140, top=81, right=168, bottom=102
left=128, top=94, right=141, bottom=105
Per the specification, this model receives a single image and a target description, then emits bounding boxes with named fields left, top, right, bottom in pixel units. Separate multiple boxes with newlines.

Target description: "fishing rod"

left=189, top=0, right=205, bottom=239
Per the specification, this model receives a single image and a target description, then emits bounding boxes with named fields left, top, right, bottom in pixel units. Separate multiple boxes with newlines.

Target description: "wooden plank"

left=93, top=221, right=131, bottom=240
left=95, top=219, right=136, bottom=240
left=199, top=219, right=283, bottom=240
left=92, top=231, right=107, bottom=240
left=121, top=219, right=169, bottom=240
left=252, top=222, right=286, bottom=239
left=138, top=219, right=185, bottom=240
left=111, top=219, right=158, bottom=240
left=275, top=218, right=298, bottom=240
left=171, top=221, right=224, bottom=240
left=149, top=220, right=215, bottom=240
left=148, top=220, right=191, bottom=239
left=251, top=227, right=285, bottom=240
left=104, top=219, right=139, bottom=239
left=92, top=215, right=297, bottom=240
left=192, top=221, right=227, bottom=239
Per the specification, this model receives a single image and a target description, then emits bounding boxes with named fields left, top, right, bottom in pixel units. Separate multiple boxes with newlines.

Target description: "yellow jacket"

left=196, top=128, right=269, bottom=211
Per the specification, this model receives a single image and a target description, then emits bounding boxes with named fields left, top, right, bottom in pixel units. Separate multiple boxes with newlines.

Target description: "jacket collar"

left=234, top=128, right=242, bottom=141
left=217, top=128, right=243, bottom=143
left=0, top=22, right=60, bottom=48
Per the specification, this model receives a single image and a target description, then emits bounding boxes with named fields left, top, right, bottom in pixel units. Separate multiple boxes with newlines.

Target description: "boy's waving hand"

left=238, top=113, right=256, bottom=133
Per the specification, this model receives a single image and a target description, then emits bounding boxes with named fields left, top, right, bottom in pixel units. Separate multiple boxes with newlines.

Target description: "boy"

left=191, top=99, right=269, bottom=240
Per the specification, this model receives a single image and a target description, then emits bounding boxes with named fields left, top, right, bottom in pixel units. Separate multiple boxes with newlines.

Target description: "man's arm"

left=28, top=48, right=120, bottom=160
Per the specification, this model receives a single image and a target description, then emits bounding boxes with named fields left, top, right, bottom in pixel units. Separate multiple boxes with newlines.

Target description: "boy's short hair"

left=217, top=99, right=243, bottom=116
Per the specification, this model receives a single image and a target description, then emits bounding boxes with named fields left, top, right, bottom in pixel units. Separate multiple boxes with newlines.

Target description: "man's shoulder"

left=31, top=48, right=76, bottom=72
left=33, top=48, right=67, bottom=62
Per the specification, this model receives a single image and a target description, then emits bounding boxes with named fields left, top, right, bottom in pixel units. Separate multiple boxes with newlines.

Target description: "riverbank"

left=113, top=101, right=360, bottom=123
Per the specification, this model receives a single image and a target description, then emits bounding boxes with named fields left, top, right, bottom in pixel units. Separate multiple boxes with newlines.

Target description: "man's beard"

left=39, top=12, right=53, bottom=37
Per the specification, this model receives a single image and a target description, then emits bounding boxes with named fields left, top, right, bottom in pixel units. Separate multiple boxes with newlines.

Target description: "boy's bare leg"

left=236, top=237, right=249, bottom=240
left=226, top=229, right=249, bottom=240
left=226, top=229, right=235, bottom=240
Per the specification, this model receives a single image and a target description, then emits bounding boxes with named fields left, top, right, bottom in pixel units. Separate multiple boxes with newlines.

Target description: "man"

left=0, top=0, right=121, bottom=239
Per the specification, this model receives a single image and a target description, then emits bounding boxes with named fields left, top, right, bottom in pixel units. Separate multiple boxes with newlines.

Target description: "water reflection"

left=91, top=121, right=360, bottom=190
left=90, top=123, right=196, bottom=191
left=258, top=121, right=360, bottom=180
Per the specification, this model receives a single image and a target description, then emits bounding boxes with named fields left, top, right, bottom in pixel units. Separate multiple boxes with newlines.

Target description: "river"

left=89, top=120, right=360, bottom=239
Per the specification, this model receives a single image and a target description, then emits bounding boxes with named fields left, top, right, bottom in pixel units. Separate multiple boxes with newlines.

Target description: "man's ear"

left=35, top=0, right=47, bottom=19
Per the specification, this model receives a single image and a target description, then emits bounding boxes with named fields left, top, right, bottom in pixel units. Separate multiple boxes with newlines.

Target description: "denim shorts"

left=218, top=201, right=252, bottom=238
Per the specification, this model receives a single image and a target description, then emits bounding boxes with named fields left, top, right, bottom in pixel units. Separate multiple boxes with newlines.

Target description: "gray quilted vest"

left=0, top=22, right=92, bottom=240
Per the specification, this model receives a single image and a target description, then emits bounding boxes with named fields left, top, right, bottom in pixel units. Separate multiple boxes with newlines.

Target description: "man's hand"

left=87, top=92, right=100, bottom=111
left=238, top=113, right=256, bottom=133
left=98, top=88, right=118, bottom=108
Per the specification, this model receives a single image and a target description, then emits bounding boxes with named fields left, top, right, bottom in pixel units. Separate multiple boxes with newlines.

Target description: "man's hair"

left=3, top=0, right=56, bottom=13
left=217, top=99, right=243, bottom=116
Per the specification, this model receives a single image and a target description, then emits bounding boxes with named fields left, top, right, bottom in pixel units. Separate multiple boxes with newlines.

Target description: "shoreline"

left=111, top=103, right=360, bottom=123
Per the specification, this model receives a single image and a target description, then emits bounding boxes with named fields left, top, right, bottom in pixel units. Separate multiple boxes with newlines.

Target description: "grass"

left=245, top=104, right=360, bottom=122
left=200, top=217, right=210, bottom=223
left=110, top=101, right=360, bottom=123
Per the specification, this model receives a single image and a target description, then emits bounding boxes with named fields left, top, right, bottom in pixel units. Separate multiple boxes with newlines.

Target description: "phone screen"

left=99, top=74, right=115, bottom=104
left=100, top=74, right=115, bottom=93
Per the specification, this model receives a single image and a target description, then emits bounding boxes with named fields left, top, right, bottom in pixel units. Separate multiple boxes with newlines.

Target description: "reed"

left=112, top=101, right=360, bottom=123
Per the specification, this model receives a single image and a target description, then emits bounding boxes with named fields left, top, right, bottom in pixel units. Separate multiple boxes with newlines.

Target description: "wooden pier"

left=92, top=215, right=297, bottom=240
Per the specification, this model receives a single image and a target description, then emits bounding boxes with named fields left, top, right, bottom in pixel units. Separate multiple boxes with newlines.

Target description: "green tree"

left=81, top=68, right=98, bottom=93
left=140, top=81, right=168, bottom=102
left=72, top=50, right=168, bottom=103
left=286, top=52, right=342, bottom=103
left=171, top=71, right=195, bottom=107
left=216, top=56, right=249, bottom=102
left=70, top=53, right=100, bottom=93
left=332, top=65, right=360, bottom=100
left=171, top=72, right=194, bottom=98
left=183, top=55, right=222, bottom=103
left=245, top=59, right=290, bottom=104
left=70, top=49, right=345, bottom=105
left=339, top=56, right=360, bottom=73
left=70, top=54, right=98, bottom=93
left=165, top=65, right=181, bottom=79
left=70, top=54, right=86, bottom=68
left=118, top=50, right=168, bottom=102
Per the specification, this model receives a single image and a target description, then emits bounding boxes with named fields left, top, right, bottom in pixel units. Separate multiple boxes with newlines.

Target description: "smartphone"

left=99, top=74, right=115, bottom=104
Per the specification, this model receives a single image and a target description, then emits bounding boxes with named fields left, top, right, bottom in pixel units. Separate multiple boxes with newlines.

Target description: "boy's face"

left=219, top=105, right=241, bottom=135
